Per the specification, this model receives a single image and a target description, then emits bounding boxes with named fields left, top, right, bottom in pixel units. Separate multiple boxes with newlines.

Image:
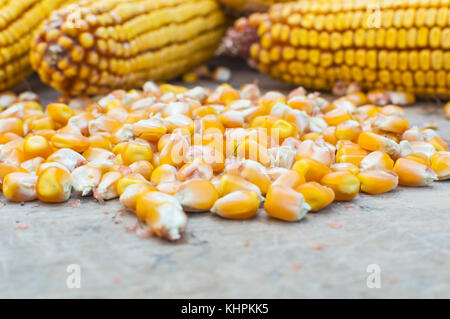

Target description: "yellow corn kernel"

left=428, top=136, right=448, bottom=152
left=36, top=162, right=70, bottom=176
left=358, top=131, right=400, bottom=158
left=287, top=97, right=315, bottom=114
left=346, top=92, right=368, bottom=106
left=151, top=164, right=178, bottom=185
left=159, top=133, right=189, bottom=167
left=33, top=129, right=56, bottom=141
left=129, top=160, right=154, bottom=181
left=121, top=141, right=153, bottom=166
left=353, top=105, right=380, bottom=122
left=93, top=171, right=123, bottom=202
left=336, top=141, right=369, bottom=165
left=225, top=159, right=270, bottom=195
left=211, top=190, right=260, bottom=220
left=178, top=160, right=213, bottom=182
left=23, top=135, right=53, bottom=159
left=295, top=182, right=335, bottom=212
left=445, top=102, right=450, bottom=120
left=323, top=108, right=352, bottom=126
left=20, top=157, right=45, bottom=174
left=0, top=163, right=27, bottom=188
left=37, top=166, right=72, bottom=203
left=28, top=117, right=55, bottom=131
left=3, top=172, right=38, bottom=202
left=120, top=183, right=157, bottom=212
left=235, top=137, right=271, bottom=166
left=136, top=191, right=187, bottom=241
left=335, top=120, right=361, bottom=142
left=403, top=152, right=430, bottom=166
left=271, top=119, right=297, bottom=140
left=46, top=103, right=74, bottom=125
left=358, top=170, right=398, bottom=195
left=51, top=132, right=90, bottom=153
left=322, top=127, right=338, bottom=146
left=301, top=132, right=321, bottom=141
left=71, top=165, right=103, bottom=197
left=264, top=185, right=310, bottom=222
left=331, top=163, right=359, bottom=175
left=292, top=158, right=331, bottom=183
left=116, top=174, right=148, bottom=196
left=218, top=174, right=262, bottom=198
left=219, top=110, right=245, bottom=128
left=430, top=152, right=450, bottom=181
left=88, top=134, right=112, bottom=150
left=374, top=115, right=410, bottom=134
left=272, top=169, right=305, bottom=188
left=380, top=105, right=405, bottom=117
left=46, top=148, right=87, bottom=172
left=82, top=147, right=114, bottom=162
left=132, top=120, right=167, bottom=142
left=259, top=91, right=286, bottom=114
left=174, top=178, right=218, bottom=212
left=0, top=132, right=22, bottom=144
left=192, top=106, right=217, bottom=118
left=0, top=118, right=24, bottom=136
left=359, top=151, right=394, bottom=172
left=320, top=171, right=360, bottom=201
left=112, top=142, right=127, bottom=155
left=394, top=158, right=437, bottom=186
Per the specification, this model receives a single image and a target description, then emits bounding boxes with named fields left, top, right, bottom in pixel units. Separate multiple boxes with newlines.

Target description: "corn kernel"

left=3, top=172, right=38, bottom=202
left=320, top=171, right=360, bottom=201
left=71, top=165, right=102, bottom=197
left=116, top=174, right=148, bottom=196
left=359, top=151, right=394, bottom=172
left=264, top=185, right=310, bottom=222
left=218, top=174, right=262, bottom=198
left=358, top=170, right=398, bottom=194
left=136, top=191, right=187, bottom=241
left=394, top=158, right=437, bottom=186
left=37, top=166, right=72, bottom=203
left=430, top=152, right=450, bottom=181
left=23, top=135, right=53, bottom=159
left=46, top=103, right=74, bottom=125
left=174, top=178, right=218, bottom=212
left=121, top=141, right=153, bottom=166
left=120, top=183, right=157, bottom=212
left=292, top=158, right=331, bottom=182
left=211, top=190, right=260, bottom=220
left=295, top=182, right=335, bottom=212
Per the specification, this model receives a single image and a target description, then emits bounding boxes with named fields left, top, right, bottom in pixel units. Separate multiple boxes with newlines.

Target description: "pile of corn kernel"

left=0, top=83, right=449, bottom=241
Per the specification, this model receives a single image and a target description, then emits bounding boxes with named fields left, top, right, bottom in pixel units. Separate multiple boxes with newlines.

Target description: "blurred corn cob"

left=30, top=0, right=226, bottom=96
left=219, top=0, right=293, bottom=14
left=0, top=0, right=74, bottom=91
left=224, top=0, right=450, bottom=98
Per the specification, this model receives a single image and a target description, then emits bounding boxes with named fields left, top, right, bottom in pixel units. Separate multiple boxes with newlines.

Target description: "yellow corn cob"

left=30, top=0, right=226, bottom=96
left=239, top=0, right=450, bottom=98
left=0, top=0, right=74, bottom=91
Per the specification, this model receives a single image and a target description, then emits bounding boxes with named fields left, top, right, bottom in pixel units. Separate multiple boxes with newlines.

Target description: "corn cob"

left=219, top=0, right=292, bottom=13
left=30, top=0, right=226, bottom=96
left=228, top=0, right=450, bottom=98
left=0, top=0, right=74, bottom=91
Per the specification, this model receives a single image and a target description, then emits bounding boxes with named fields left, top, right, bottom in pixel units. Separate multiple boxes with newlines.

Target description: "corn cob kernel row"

left=30, top=0, right=226, bottom=96
left=0, top=0, right=75, bottom=90
left=0, top=83, right=448, bottom=242
left=227, top=0, right=450, bottom=98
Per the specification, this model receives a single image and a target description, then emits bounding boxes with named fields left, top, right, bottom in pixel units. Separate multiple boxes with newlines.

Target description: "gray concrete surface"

left=0, top=59, right=449, bottom=298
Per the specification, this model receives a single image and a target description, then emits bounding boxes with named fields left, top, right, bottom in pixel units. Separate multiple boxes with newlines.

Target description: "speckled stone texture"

left=0, top=58, right=449, bottom=298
